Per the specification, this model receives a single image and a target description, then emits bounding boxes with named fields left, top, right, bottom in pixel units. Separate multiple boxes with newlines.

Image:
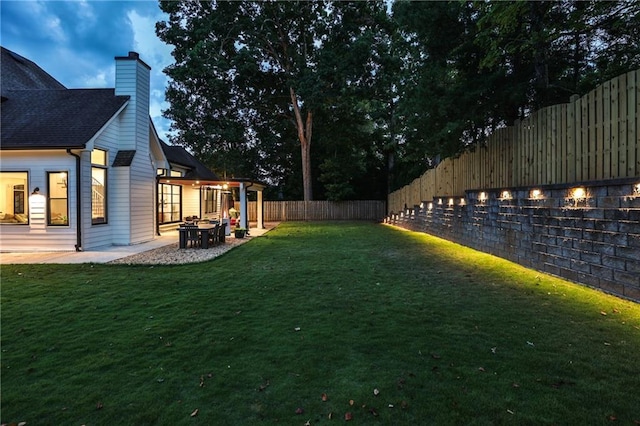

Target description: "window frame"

left=91, top=149, right=108, bottom=225
left=158, top=183, right=182, bottom=224
left=0, top=171, right=30, bottom=225
left=47, top=171, right=69, bottom=226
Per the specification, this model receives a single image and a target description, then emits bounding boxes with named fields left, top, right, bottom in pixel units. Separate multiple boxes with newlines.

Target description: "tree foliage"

left=157, top=0, right=390, bottom=200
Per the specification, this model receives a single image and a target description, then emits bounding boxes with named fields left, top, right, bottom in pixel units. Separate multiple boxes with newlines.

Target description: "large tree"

left=156, top=0, right=389, bottom=201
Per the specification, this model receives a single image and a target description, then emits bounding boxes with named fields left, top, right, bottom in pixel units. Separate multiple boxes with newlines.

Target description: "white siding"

left=182, top=186, right=201, bottom=219
left=0, top=150, right=78, bottom=251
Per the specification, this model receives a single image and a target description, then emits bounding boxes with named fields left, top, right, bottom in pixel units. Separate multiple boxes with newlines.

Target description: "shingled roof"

left=0, top=46, right=130, bottom=149
left=160, top=140, right=220, bottom=181
left=1, top=89, right=129, bottom=149
left=1, top=47, right=65, bottom=96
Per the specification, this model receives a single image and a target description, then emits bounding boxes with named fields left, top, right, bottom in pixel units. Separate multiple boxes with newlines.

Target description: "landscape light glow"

left=571, top=187, right=586, bottom=201
left=531, top=189, right=542, bottom=199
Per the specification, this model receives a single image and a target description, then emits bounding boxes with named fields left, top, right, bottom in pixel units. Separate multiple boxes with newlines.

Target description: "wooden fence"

left=235, top=200, right=387, bottom=222
left=389, top=69, right=640, bottom=213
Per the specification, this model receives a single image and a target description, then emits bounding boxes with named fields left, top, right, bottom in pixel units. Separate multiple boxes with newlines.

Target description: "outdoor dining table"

left=178, top=223, right=217, bottom=249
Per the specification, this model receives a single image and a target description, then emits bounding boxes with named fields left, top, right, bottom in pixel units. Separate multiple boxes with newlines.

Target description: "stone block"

left=613, top=270, right=640, bottom=287
left=597, top=196, right=621, bottom=209
left=624, top=286, right=640, bottom=302
left=600, top=280, right=626, bottom=297
left=590, top=264, right=614, bottom=281
left=615, top=245, right=640, bottom=261
left=602, top=255, right=626, bottom=270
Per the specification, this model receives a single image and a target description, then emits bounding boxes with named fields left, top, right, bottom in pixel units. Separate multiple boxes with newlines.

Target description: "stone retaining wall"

left=386, top=179, right=640, bottom=302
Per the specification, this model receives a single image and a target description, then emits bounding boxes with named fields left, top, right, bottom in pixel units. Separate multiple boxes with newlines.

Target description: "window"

left=158, top=183, right=181, bottom=224
left=91, top=149, right=107, bottom=224
left=47, top=171, right=68, bottom=225
left=204, top=187, right=220, bottom=216
left=0, top=171, right=29, bottom=224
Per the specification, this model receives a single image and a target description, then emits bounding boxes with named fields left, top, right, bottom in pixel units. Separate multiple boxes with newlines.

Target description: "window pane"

left=92, top=167, right=106, bottom=224
left=48, top=172, right=68, bottom=225
left=91, top=149, right=107, bottom=166
left=0, top=171, right=29, bottom=224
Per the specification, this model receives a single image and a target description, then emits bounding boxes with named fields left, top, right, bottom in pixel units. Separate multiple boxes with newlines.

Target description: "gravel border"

left=107, top=235, right=253, bottom=265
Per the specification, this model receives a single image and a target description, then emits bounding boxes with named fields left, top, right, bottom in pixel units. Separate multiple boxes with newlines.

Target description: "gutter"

left=67, top=149, right=83, bottom=251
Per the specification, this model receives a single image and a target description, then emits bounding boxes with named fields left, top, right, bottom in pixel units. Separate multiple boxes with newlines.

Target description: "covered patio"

left=156, top=176, right=266, bottom=236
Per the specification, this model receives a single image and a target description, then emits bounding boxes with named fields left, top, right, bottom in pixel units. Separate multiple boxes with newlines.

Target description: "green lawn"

left=1, top=222, right=639, bottom=425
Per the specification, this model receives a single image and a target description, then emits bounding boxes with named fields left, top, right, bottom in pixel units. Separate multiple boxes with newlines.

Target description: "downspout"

left=67, top=149, right=83, bottom=251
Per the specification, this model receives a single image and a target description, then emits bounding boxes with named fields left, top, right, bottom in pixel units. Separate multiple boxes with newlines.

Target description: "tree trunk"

left=290, top=86, right=313, bottom=201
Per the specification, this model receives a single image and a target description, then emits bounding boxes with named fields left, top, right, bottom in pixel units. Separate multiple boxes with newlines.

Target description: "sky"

left=0, top=0, right=175, bottom=141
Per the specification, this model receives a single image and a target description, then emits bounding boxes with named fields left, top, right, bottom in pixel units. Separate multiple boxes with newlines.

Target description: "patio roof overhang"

left=157, top=176, right=267, bottom=192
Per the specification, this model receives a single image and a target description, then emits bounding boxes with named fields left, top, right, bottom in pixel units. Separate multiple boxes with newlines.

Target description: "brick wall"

left=387, top=179, right=640, bottom=302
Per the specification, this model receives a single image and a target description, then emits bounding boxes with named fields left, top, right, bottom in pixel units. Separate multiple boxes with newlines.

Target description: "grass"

left=1, top=221, right=639, bottom=425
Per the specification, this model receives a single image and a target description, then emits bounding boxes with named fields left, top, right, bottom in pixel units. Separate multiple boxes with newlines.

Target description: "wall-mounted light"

left=479, top=192, right=487, bottom=202
left=420, top=202, right=424, bottom=210
left=428, top=202, right=433, bottom=211
left=438, top=198, right=443, bottom=205
left=448, top=198, right=454, bottom=206
left=31, top=187, right=40, bottom=195
left=501, top=190, right=511, bottom=200
left=571, top=187, right=586, bottom=201
left=460, top=198, right=465, bottom=205
left=531, top=189, right=542, bottom=199
left=634, top=183, right=640, bottom=196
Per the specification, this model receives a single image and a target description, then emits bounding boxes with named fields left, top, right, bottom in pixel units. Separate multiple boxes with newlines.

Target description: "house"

left=0, top=47, right=264, bottom=252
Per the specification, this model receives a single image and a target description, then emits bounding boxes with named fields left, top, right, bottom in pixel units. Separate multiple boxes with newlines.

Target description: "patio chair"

left=217, top=223, right=226, bottom=243
left=183, top=223, right=200, bottom=248
left=208, top=224, right=220, bottom=247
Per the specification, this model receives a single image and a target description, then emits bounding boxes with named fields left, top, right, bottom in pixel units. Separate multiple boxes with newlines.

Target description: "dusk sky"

left=0, top=0, right=175, bottom=141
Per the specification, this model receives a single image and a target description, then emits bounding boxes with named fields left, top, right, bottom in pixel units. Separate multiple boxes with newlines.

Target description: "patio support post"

left=257, top=189, right=264, bottom=229
left=240, top=181, right=248, bottom=229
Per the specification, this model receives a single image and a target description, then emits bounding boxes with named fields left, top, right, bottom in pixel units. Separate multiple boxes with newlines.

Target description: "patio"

left=0, top=223, right=278, bottom=265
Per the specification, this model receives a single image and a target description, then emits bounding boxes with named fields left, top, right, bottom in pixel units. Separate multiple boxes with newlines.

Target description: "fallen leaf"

left=373, top=388, right=380, bottom=396
left=369, top=408, right=379, bottom=417
left=507, top=409, right=514, bottom=415
left=295, top=407, right=304, bottom=415
left=349, top=399, right=355, bottom=406
left=199, top=375, right=205, bottom=387
left=328, top=412, right=333, bottom=419
left=601, top=311, right=608, bottom=316
left=431, top=353, right=441, bottom=359
left=321, top=393, right=328, bottom=401
left=344, top=412, right=353, bottom=421
left=304, top=420, right=311, bottom=426
left=478, top=367, right=486, bottom=372
left=96, top=402, right=104, bottom=410
left=190, top=408, right=198, bottom=417
left=512, top=383, right=520, bottom=388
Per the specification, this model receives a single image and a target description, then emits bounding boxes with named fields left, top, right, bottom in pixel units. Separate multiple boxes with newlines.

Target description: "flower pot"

left=234, top=229, right=246, bottom=238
